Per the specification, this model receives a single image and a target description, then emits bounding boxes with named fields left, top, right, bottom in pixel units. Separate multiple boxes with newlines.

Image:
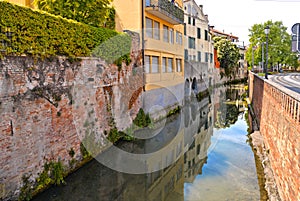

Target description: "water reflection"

left=32, top=84, right=258, bottom=201
left=214, top=85, right=246, bottom=128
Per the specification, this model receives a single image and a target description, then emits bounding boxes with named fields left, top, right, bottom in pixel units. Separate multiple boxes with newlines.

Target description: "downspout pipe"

left=142, top=0, right=145, bottom=92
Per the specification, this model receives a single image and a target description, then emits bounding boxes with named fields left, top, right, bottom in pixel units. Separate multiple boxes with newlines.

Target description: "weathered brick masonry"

left=249, top=72, right=300, bottom=201
left=0, top=33, right=143, bottom=200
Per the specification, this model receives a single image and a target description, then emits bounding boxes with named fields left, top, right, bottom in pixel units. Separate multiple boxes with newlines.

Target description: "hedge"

left=0, top=1, right=131, bottom=60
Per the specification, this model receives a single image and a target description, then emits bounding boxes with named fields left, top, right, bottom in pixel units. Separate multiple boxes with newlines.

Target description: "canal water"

left=32, top=84, right=262, bottom=201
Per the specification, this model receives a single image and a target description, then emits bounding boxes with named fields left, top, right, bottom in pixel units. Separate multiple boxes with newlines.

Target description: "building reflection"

left=32, top=93, right=214, bottom=201
left=183, top=96, right=213, bottom=183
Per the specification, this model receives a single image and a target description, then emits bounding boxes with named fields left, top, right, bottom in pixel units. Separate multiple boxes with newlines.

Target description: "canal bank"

left=248, top=72, right=300, bottom=201
left=249, top=131, right=281, bottom=201
left=30, top=84, right=267, bottom=201
left=247, top=98, right=281, bottom=201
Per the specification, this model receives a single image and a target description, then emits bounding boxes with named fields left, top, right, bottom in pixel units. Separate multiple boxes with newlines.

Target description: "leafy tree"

left=246, top=20, right=298, bottom=71
left=286, top=53, right=300, bottom=71
left=213, top=36, right=240, bottom=79
left=214, top=87, right=242, bottom=129
left=34, top=0, right=115, bottom=29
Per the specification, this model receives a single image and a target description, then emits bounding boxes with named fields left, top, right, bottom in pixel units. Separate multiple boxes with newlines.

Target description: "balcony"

left=145, top=0, right=184, bottom=25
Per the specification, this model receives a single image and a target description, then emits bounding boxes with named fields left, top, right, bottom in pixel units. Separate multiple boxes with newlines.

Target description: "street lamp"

left=265, top=25, right=270, bottom=79
left=261, top=42, right=265, bottom=73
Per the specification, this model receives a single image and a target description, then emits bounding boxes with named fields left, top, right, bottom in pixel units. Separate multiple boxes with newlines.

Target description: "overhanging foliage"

left=33, top=0, right=115, bottom=29
left=0, top=1, right=131, bottom=61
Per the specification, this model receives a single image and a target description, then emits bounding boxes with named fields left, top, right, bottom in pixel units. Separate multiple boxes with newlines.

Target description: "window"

left=145, top=55, right=159, bottom=73
left=162, top=57, right=167, bottom=73
left=241, top=53, right=244, bottom=60
left=152, top=56, right=159, bottom=73
left=153, top=21, right=160, bottom=40
left=188, top=37, right=195, bottom=49
left=198, top=51, right=201, bottom=62
left=146, top=17, right=160, bottom=40
left=176, top=31, right=182, bottom=45
left=188, top=16, right=191, bottom=25
left=146, top=0, right=150, bottom=6
left=193, top=18, right=195, bottom=26
left=205, top=52, right=209, bottom=62
left=146, top=18, right=152, bottom=38
left=197, top=28, right=201, bottom=39
left=179, top=32, right=182, bottom=44
left=205, top=30, right=208, bottom=41
left=184, top=49, right=188, bottom=61
left=163, top=25, right=168, bottom=42
left=170, top=28, right=174, bottom=44
left=167, top=58, right=173, bottom=72
left=145, top=55, right=150, bottom=73
left=184, top=23, right=186, bottom=35
left=210, top=53, right=213, bottom=63
left=187, top=4, right=191, bottom=14
left=197, top=144, right=200, bottom=155
left=176, top=59, right=182, bottom=72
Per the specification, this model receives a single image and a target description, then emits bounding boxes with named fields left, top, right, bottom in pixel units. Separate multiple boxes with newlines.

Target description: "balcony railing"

left=145, top=0, right=184, bottom=25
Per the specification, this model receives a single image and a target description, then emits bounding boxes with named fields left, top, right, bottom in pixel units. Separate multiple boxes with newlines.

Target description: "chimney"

left=199, top=5, right=203, bottom=9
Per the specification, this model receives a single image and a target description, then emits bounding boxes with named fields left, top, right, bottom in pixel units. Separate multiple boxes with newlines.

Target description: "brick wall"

left=249, top=72, right=300, bottom=201
left=0, top=33, right=143, bottom=200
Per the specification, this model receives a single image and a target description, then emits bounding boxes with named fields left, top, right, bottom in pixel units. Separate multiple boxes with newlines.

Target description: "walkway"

left=269, top=73, right=300, bottom=93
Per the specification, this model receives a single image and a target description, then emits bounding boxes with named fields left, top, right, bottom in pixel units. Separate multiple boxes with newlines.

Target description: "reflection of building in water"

left=144, top=156, right=184, bottom=201
left=117, top=111, right=186, bottom=201
left=213, top=85, right=246, bottom=128
left=183, top=96, right=213, bottom=182
left=32, top=95, right=216, bottom=201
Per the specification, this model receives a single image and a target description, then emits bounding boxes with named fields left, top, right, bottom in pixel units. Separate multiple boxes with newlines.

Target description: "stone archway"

left=191, top=77, right=198, bottom=94
left=185, top=79, right=190, bottom=97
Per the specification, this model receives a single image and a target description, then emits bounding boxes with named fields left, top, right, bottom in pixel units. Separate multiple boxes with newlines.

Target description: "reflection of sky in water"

left=184, top=114, right=259, bottom=201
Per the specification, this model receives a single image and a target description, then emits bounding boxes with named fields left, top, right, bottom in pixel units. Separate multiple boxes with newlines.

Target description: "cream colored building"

left=183, top=0, right=214, bottom=94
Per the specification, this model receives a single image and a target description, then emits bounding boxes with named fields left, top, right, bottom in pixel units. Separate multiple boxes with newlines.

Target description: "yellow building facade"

left=114, top=0, right=185, bottom=91
left=8, top=0, right=185, bottom=92
left=6, top=0, right=34, bottom=8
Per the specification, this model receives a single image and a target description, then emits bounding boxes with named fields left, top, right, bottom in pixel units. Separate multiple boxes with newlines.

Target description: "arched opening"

left=191, top=77, right=198, bottom=94
left=184, top=79, right=190, bottom=97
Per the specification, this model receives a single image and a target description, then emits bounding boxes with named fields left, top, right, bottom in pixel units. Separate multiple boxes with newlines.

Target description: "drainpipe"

left=142, top=0, right=145, bottom=92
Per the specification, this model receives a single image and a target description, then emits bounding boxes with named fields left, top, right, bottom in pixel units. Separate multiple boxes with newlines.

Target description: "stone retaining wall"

left=249, top=72, right=300, bottom=201
left=0, top=33, right=143, bottom=200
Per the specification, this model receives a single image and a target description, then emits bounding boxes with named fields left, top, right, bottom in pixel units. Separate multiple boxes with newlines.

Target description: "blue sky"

left=195, top=0, right=300, bottom=45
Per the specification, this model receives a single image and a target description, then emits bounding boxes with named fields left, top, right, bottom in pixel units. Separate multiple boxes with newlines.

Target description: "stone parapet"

left=249, top=72, right=300, bottom=201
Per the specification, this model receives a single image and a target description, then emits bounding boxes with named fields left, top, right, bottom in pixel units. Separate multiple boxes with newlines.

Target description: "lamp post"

left=261, top=42, right=264, bottom=73
left=265, top=25, right=270, bottom=79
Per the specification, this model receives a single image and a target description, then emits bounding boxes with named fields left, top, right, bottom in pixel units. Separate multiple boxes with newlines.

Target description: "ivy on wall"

left=0, top=1, right=131, bottom=62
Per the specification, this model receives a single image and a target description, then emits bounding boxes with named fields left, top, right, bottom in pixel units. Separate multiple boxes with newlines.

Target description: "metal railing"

left=146, top=0, right=184, bottom=24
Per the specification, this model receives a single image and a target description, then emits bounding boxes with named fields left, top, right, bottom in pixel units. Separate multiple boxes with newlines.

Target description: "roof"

left=209, top=28, right=239, bottom=40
